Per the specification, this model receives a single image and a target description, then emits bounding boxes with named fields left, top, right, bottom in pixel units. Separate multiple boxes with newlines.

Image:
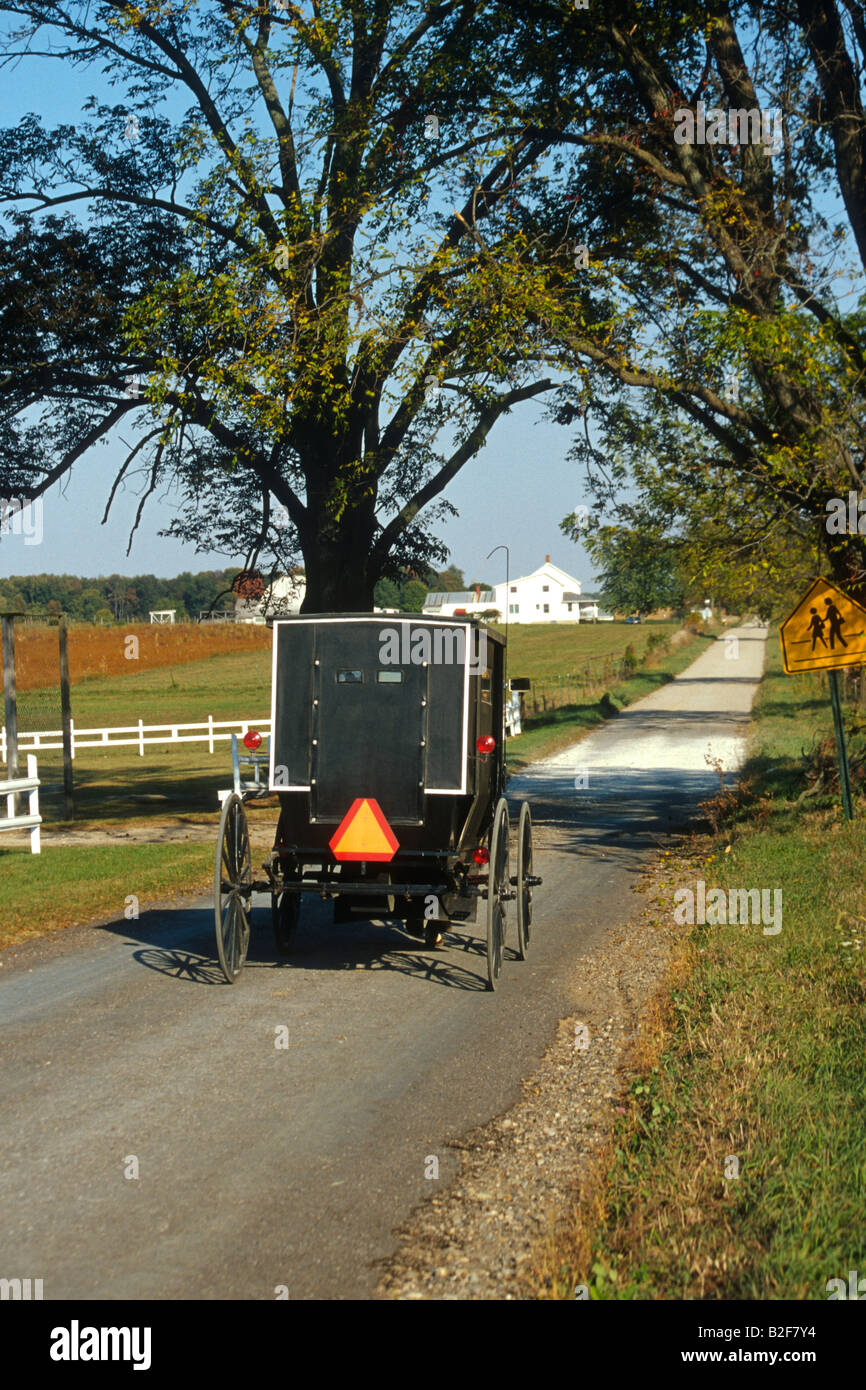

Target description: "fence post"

left=208, top=714, right=214, bottom=754
left=27, top=753, right=40, bottom=854
left=69, top=717, right=75, bottom=762
left=138, top=719, right=145, bottom=757
left=59, top=617, right=74, bottom=818
left=2, top=612, right=20, bottom=816
left=231, top=733, right=241, bottom=796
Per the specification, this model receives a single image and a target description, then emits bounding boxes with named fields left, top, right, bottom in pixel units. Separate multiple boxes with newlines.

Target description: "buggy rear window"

left=377, top=670, right=403, bottom=683
left=336, top=669, right=363, bottom=683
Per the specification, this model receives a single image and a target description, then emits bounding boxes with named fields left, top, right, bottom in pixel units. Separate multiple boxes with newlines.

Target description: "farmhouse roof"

left=424, top=590, right=496, bottom=606
left=501, top=559, right=583, bottom=590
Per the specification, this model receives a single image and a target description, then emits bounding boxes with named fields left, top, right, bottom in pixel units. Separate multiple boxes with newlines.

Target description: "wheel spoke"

left=230, top=897, right=240, bottom=975
left=224, top=895, right=235, bottom=974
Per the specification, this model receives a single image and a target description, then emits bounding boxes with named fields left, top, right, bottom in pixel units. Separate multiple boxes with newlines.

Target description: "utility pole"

left=1, top=611, right=21, bottom=815
left=59, top=617, right=74, bottom=818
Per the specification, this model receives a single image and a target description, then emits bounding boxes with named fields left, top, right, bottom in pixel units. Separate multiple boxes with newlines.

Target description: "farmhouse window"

left=542, top=585, right=549, bottom=592
left=543, top=604, right=549, bottom=613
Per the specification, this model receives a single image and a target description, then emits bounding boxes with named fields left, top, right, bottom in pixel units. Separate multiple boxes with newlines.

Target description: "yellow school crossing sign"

left=779, top=577, right=866, bottom=674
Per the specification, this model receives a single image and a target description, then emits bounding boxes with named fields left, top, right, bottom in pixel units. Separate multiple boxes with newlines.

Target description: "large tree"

left=517, top=0, right=866, bottom=596
left=0, top=0, right=588, bottom=609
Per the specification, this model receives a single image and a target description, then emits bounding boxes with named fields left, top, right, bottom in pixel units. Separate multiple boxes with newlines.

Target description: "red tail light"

left=243, top=730, right=262, bottom=750
left=476, top=734, right=496, bottom=755
left=472, top=847, right=490, bottom=865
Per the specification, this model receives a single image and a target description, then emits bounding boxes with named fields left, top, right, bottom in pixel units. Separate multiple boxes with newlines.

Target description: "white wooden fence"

left=1, top=754, right=42, bottom=853
left=0, top=718, right=271, bottom=761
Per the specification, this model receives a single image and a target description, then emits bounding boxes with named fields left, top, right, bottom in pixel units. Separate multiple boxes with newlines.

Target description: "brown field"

left=2, top=622, right=271, bottom=691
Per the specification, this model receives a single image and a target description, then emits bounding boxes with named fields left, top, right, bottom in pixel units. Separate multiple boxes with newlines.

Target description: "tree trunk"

left=300, top=561, right=375, bottom=612
left=298, top=508, right=377, bottom=613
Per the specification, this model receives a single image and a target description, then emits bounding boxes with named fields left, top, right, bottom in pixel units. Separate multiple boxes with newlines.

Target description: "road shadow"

left=104, top=897, right=495, bottom=991
left=507, top=766, right=724, bottom=874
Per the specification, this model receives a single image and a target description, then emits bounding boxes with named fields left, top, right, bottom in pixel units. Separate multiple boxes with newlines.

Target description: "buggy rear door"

left=311, top=626, right=426, bottom=824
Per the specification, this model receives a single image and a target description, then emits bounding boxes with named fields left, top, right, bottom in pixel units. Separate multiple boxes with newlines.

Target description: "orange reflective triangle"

left=329, top=797, right=399, bottom=862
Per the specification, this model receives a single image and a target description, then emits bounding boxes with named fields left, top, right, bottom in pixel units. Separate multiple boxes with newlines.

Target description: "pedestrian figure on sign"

left=807, top=607, right=827, bottom=651
left=824, top=596, right=848, bottom=649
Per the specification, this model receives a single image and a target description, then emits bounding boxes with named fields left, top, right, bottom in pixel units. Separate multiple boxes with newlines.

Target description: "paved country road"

left=0, top=626, right=766, bottom=1301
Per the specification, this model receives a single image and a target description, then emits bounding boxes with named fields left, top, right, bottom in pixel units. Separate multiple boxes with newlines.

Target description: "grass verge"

left=530, top=633, right=866, bottom=1299
left=0, top=842, right=215, bottom=950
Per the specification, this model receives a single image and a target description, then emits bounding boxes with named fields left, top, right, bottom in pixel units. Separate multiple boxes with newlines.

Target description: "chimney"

left=545, top=554, right=550, bottom=563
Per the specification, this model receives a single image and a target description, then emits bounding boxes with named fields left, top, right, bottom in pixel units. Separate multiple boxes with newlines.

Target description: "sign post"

left=779, top=577, right=866, bottom=821
left=827, top=670, right=854, bottom=821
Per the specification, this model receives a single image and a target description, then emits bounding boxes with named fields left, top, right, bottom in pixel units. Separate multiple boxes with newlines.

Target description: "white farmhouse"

left=495, top=556, right=590, bottom=623
left=234, top=572, right=306, bottom=623
left=423, top=557, right=593, bottom=624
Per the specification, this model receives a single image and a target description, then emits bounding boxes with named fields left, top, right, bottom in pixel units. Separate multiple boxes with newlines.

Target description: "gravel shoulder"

left=376, top=846, right=678, bottom=1299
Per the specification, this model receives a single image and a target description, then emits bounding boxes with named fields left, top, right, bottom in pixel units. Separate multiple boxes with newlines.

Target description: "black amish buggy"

left=213, top=613, right=540, bottom=990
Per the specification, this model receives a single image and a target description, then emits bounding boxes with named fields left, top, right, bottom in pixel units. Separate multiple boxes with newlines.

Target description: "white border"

left=267, top=616, right=481, bottom=794
left=427, top=643, right=471, bottom=794
left=268, top=621, right=311, bottom=790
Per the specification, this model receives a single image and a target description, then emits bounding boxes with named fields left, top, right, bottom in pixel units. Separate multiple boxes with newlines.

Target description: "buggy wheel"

left=486, top=796, right=510, bottom=991
left=272, top=887, right=300, bottom=956
left=516, top=801, right=533, bottom=960
left=214, top=793, right=251, bottom=983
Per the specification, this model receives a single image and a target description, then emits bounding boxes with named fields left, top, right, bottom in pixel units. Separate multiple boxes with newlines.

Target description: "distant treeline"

left=0, top=570, right=240, bottom=623
left=0, top=563, right=483, bottom=623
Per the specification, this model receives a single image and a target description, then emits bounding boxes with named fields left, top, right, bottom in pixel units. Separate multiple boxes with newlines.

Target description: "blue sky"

left=0, top=399, right=594, bottom=588
left=0, top=35, right=598, bottom=591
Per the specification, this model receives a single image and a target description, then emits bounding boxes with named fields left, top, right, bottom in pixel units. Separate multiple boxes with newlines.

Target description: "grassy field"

left=532, top=633, right=866, bottom=1299
left=25, top=645, right=274, bottom=727
left=6, top=620, right=270, bottom=691
left=493, top=619, right=679, bottom=680
left=28, top=618, right=680, bottom=725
